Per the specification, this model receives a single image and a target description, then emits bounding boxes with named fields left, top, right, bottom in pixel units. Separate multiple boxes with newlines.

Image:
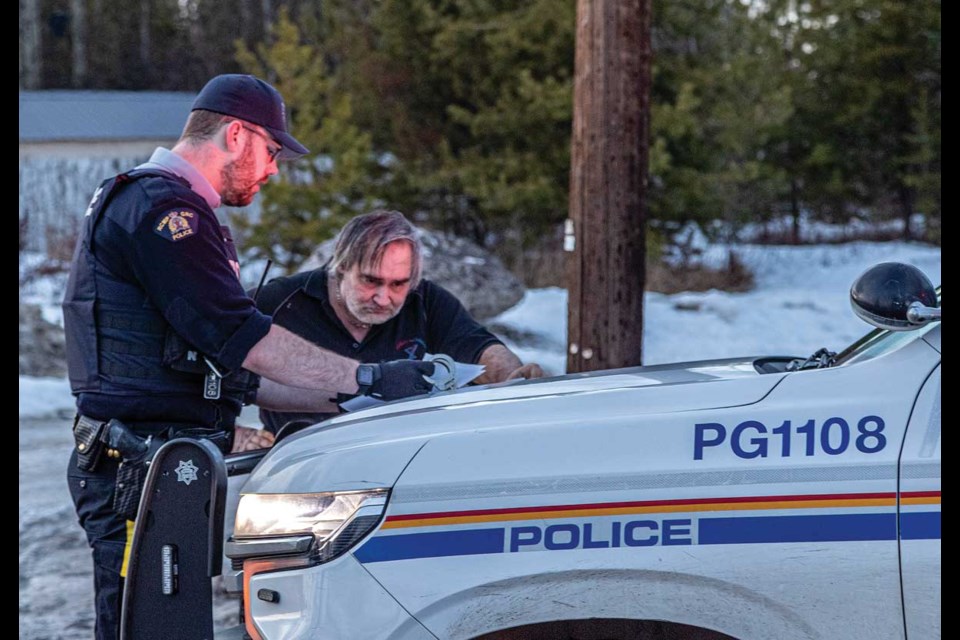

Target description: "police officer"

left=62, top=74, right=434, bottom=640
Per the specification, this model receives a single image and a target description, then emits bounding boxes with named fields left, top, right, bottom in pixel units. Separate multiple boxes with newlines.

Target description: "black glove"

left=358, top=360, right=436, bottom=400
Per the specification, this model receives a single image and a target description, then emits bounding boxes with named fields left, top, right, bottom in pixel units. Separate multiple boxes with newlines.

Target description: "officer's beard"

left=220, top=140, right=259, bottom=207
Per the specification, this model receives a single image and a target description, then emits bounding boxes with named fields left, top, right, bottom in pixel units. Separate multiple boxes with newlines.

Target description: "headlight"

left=230, top=489, right=388, bottom=563
left=229, top=489, right=389, bottom=640
left=236, top=490, right=385, bottom=538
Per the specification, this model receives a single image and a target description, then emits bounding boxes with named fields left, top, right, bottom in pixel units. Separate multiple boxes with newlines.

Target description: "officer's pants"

left=67, top=449, right=127, bottom=640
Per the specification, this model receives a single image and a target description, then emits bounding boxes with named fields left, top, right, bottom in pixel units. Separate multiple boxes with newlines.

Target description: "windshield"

left=834, top=286, right=941, bottom=366
left=833, top=321, right=939, bottom=366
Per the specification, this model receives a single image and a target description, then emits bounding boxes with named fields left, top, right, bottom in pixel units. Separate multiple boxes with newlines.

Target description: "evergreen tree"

left=234, top=10, right=384, bottom=272
left=648, top=0, right=793, bottom=236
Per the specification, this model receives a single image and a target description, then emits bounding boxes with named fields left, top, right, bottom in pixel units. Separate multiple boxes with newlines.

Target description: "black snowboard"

left=120, top=438, right=227, bottom=640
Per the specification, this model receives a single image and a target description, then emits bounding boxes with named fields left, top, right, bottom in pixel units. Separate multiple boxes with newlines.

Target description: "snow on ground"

left=19, top=239, right=941, bottom=418
left=490, top=240, right=941, bottom=375
left=20, top=251, right=69, bottom=327
left=733, top=212, right=928, bottom=244
left=19, top=377, right=76, bottom=419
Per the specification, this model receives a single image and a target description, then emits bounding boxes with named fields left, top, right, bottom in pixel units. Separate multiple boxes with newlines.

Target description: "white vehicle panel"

left=246, top=362, right=782, bottom=496
left=246, top=554, right=436, bottom=639
left=350, top=337, right=939, bottom=639
left=922, top=325, right=940, bottom=352
left=322, top=359, right=779, bottom=426
left=899, top=365, right=941, bottom=638
left=358, top=541, right=901, bottom=640
left=243, top=437, right=427, bottom=494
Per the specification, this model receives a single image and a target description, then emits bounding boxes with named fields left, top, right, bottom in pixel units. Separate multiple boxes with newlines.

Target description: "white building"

left=19, top=90, right=261, bottom=254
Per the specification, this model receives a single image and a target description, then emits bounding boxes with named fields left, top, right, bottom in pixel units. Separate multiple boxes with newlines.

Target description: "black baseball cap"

left=191, top=74, right=309, bottom=159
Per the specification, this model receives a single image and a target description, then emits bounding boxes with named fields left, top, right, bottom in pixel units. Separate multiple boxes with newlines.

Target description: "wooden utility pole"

left=566, top=0, right=651, bottom=372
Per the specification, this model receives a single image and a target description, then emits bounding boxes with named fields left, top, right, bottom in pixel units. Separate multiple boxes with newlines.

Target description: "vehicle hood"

left=244, top=357, right=784, bottom=494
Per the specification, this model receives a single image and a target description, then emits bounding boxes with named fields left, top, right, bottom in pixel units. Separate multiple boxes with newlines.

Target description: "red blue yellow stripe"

left=354, top=491, right=940, bottom=563
left=381, top=490, right=940, bottom=530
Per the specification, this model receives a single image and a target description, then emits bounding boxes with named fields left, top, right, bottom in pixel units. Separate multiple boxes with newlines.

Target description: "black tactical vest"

left=63, top=170, right=256, bottom=429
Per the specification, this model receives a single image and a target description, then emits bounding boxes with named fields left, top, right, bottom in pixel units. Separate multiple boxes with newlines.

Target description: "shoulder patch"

left=154, top=209, right=199, bottom=242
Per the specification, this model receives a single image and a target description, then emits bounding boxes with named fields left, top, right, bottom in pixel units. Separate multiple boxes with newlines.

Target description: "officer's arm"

left=474, top=344, right=544, bottom=384
left=243, top=325, right=361, bottom=394
left=255, top=377, right=340, bottom=413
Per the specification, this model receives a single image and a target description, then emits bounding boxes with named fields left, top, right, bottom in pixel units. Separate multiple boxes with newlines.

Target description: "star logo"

left=174, top=459, right=200, bottom=486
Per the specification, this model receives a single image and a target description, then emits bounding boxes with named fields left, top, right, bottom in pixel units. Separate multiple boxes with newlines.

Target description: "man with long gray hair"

left=255, top=209, right=544, bottom=432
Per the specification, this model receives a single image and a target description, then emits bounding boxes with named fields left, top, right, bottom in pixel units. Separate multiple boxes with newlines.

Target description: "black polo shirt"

left=255, top=267, right=502, bottom=431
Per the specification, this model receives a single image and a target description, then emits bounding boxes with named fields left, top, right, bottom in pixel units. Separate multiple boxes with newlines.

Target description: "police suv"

left=222, top=263, right=941, bottom=640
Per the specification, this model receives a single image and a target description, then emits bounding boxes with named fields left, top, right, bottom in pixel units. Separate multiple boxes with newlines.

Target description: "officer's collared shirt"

left=137, top=147, right=221, bottom=209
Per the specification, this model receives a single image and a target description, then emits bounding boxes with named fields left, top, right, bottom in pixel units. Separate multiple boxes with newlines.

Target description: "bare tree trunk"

left=91, top=0, right=103, bottom=79
left=898, top=184, right=914, bottom=241
left=140, top=0, right=151, bottom=79
left=567, top=0, right=651, bottom=372
left=71, top=0, right=87, bottom=86
left=20, top=0, right=42, bottom=89
left=790, top=178, right=801, bottom=244
left=240, top=0, right=252, bottom=42
left=262, top=0, right=273, bottom=41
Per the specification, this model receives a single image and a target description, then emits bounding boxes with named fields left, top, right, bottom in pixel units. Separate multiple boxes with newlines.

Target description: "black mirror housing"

left=850, top=262, right=939, bottom=331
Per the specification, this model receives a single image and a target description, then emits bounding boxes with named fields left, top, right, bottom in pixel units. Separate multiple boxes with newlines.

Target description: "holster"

left=72, top=415, right=108, bottom=472
left=107, top=419, right=162, bottom=521
left=115, top=451, right=155, bottom=521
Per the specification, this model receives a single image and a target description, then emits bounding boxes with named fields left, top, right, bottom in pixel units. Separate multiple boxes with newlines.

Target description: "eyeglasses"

left=240, top=124, right=283, bottom=162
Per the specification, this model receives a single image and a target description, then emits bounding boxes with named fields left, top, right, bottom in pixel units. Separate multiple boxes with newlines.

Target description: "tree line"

left=20, top=0, right=940, bottom=275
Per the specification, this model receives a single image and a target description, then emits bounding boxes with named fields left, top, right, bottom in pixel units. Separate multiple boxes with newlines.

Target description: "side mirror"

left=850, top=262, right=940, bottom=331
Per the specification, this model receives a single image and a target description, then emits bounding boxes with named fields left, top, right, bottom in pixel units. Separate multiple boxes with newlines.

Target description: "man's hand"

left=232, top=425, right=276, bottom=453
left=363, top=360, right=436, bottom=400
left=476, top=344, right=543, bottom=385
left=506, top=363, right=545, bottom=380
